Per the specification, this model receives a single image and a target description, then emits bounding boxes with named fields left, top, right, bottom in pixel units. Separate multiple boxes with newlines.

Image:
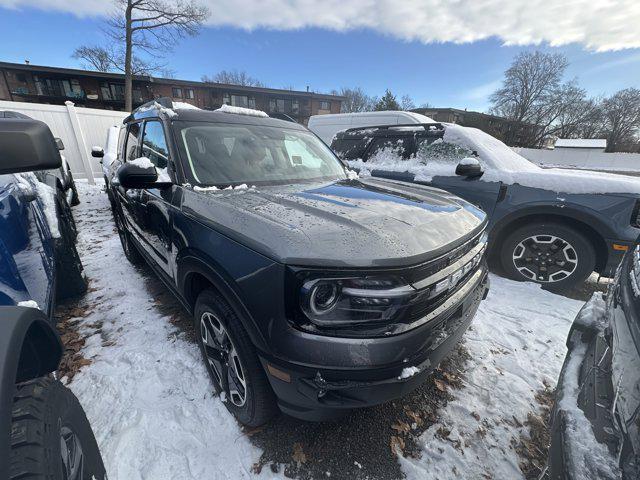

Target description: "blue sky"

left=1, top=4, right=639, bottom=112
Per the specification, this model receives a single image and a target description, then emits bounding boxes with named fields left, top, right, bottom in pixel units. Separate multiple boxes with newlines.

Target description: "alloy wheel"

left=200, top=311, right=247, bottom=407
left=60, top=425, right=84, bottom=480
left=512, top=234, right=578, bottom=283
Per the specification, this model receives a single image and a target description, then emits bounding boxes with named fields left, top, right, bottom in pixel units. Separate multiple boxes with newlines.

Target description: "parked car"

left=1, top=110, right=80, bottom=207
left=0, top=116, right=87, bottom=318
left=92, top=125, right=122, bottom=210
left=1, top=306, right=106, bottom=480
left=326, top=121, right=640, bottom=291
left=546, top=237, right=640, bottom=479
left=308, top=110, right=435, bottom=145
left=106, top=98, right=490, bottom=426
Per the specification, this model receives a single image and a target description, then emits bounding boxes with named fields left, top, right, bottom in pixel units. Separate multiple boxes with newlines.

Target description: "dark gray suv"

left=332, top=123, right=640, bottom=291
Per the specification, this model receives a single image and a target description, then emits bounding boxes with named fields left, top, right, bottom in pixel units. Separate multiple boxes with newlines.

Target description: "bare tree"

left=202, top=70, right=265, bottom=87
left=600, top=88, right=640, bottom=152
left=72, top=44, right=166, bottom=76
left=400, top=94, right=415, bottom=111
left=101, top=0, right=208, bottom=111
left=72, top=46, right=114, bottom=72
left=331, top=87, right=375, bottom=112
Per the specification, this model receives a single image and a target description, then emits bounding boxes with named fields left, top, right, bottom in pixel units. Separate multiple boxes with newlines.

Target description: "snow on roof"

left=214, top=104, right=268, bottom=118
left=172, top=101, right=200, bottom=110
left=555, top=138, right=607, bottom=149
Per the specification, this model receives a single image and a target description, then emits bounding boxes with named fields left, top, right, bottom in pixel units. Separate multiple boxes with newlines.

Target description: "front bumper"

left=259, top=266, right=489, bottom=421
left=547, top=304, right=619, bottom=479
left=603, top=238, right=634, bottom=277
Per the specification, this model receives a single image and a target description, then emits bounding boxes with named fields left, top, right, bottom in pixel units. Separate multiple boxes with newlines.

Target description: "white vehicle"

left=308, top=110, right=435, bottom=145
left=92, top=125, right=122, bottom=188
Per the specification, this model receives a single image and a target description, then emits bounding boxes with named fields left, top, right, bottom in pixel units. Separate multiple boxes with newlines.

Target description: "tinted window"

left=416, top=137, right=473, bottom=164
left=332, top=138, right=371, bottom=160
left=367, top=136, right=414, bottom=160
left=124, top=123, right=141, bottom=161
left=176, top=122, right=346, bottom=186
left=141, top=121, right=169, bottom=169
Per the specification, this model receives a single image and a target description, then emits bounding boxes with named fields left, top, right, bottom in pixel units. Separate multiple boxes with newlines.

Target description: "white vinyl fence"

left=514, top=147, right=640, bottom=175
left=0, top=100, right=127, bottom=183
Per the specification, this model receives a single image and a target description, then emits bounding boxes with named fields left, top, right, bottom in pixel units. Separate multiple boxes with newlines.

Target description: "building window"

left=100, top=82, right=125, bottom=102
left=33, top=76, right=84, bottom=99
left=185, top=88, right=195, bottom=99
left=319, top=101, right=330, bottom=110
left=172, top=87, right=183, bottom=98
left=292, top=100, right=299, bottom=115
left=248, top=97, right=256, bottom=109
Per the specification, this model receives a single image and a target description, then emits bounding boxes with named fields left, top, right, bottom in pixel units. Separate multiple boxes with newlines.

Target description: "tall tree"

left=374, top=89, right=401, bottom=111
left=201, top=70, right=265, bottom=87
left=600, top=88, right=640, bottom=152
left=331, top=87, right=375, bottom=113
left=79, top=0, right=209, bottom=111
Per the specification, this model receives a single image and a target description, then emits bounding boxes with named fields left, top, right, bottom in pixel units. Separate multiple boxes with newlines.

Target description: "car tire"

left=56, top=186, right=77, bottom=243
left=500, top=223, right=596, bottom=291
left=68, top=171, right=80, bottom=207
left=55, top=194, right=87, bottom=300
left=9, top=377, right=107, bottom=480
left=195, top=289, right=278, bottom=427
left=113, top=207, right=143, bottom=266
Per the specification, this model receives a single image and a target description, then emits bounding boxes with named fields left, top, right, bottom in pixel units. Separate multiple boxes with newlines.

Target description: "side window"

left=141, top=121, right=169, bottom=169
left=332, top=138, right=370, bottom=160
left=367, top=136, right=412, bottom=160
left=416, top=138, right=473, bottom=164
left=124, top=122, right=141, bottom=161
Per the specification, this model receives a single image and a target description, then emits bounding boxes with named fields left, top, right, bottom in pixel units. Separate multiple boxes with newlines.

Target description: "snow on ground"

left=66, top=181, right=272, bottom=480
left=67, top=181, right=590, bottom=480
left=400, top=275, right=584, bottom=480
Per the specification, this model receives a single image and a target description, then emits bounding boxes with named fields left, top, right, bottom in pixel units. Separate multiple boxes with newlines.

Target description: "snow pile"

left=349, top=123, right=640, bottom=195
left=66, top=182, right=267, bottom=480
left=128, top=157, right=155, bottom=169
left=136, top=101, right=178, bottom=118
left=400, top=275, right=585, bottom=480
left=573, top=292, right=608, bottom=330
left=398, top=366, right=421, bottom=380
left=172, top=101, right=200, bottom=110
left=193, top=183, right=255, bottom=192
left=17, top=300, right=39, bottom=309
left=215, top=104, right=269, bottom=118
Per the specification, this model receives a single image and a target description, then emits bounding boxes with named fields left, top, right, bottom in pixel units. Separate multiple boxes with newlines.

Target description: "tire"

left=195, top=289, right=278, bottom=427
left=55, top=194, right=87, bottom=300
left=68, top=172, right=80, bottom=207
left=9, top=377, right=106, bottom=480
left=113, top=206, right=143, bottom=266
left=56, top=187, right=77, bottom=243
left=500, top=223, right=596, bottom=291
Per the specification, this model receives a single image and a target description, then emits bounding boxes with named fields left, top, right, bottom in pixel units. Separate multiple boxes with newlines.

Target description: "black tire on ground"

left=56, top=187, right=77, bottom=243
left=68, top=171, right=80, bottom=206
left=500, top=222, right=596, bottom=291
left=55, top=193, right=87, bottom=300
left=113, top=207, right=143, bottom=266
left=10, top=377, right=107, bottom=480
left=195, top=289, right=278, bottom=427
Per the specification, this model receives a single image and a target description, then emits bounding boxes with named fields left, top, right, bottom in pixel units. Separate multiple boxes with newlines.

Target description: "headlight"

left=298, top=275, right=419, bottom=327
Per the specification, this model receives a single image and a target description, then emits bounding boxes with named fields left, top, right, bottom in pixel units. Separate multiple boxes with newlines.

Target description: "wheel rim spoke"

left=199, top=311, right=247, bottom=407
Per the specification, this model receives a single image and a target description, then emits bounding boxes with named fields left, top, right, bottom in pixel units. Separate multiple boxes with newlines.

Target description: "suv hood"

left=181, top=178, right=486, bottom=268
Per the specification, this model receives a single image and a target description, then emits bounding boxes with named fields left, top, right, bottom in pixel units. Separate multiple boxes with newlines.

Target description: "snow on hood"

left=350, top=123, right=640, bottom=196
left=215, top=104, right=269, bottom=118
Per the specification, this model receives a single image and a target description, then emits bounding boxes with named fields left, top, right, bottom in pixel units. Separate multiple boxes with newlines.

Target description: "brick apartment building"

left=412, top=107, right=542, bottom=147
left=0, top=61, right=343, bottom=124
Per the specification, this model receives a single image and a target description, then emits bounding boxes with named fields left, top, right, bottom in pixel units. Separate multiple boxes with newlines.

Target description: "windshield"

left=175, top=121, right=347, bottom=186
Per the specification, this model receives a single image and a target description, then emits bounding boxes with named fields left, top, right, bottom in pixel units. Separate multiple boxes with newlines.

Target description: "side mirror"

left=117, top=161, right=159, bottom=189
left=55, top=137, right=65, bottom=151
left=0, top=118, right=62, bottom=174
left=455, top=157, right=484, bottom=178
left=91, top=146, right=105, bottom=158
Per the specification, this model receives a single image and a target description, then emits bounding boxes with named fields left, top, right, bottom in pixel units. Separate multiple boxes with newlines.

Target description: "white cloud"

left=2, top=0, right=640, bottom=52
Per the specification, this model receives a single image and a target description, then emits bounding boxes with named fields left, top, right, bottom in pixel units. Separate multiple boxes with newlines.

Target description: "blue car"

left=0, top=116, right=86, bottom=321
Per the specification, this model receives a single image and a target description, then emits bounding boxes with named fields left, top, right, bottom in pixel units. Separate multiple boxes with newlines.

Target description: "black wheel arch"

left=176, top=252, right=269, bottom=353
left=490, top=207, right=610, bottom=273
left=0, top=306, right=62, bottom=479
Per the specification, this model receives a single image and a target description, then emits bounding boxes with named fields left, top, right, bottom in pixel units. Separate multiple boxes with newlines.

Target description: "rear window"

left=332, top=137, right=371, bottom=160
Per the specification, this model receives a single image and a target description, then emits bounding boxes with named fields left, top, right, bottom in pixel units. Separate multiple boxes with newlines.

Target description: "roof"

left=130, top=99, right=307, bottom=130
left=0, top=61, right=344, bottom=101
left=554, top=138, right=607, bottom=149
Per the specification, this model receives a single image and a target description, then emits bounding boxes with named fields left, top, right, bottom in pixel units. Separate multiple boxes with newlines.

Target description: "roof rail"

left=342, top=122, right=445, bottom=135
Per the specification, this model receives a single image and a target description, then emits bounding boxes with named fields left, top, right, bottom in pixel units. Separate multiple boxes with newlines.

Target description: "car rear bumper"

left=258, top=267, right=489, bottom=421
